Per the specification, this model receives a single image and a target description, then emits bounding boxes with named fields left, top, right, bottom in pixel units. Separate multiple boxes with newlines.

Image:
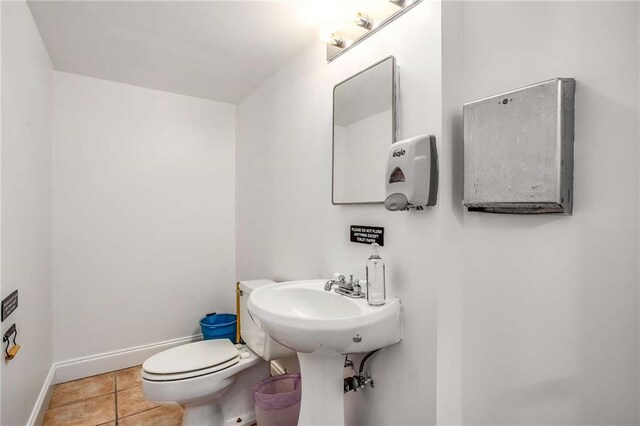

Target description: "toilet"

left=142, top=280, right=294, bottom=426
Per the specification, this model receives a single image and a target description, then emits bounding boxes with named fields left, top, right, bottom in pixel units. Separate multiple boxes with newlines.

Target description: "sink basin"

left=247, top=279, right=403, bottom=425
left=248, top=280, right=402, bottom=354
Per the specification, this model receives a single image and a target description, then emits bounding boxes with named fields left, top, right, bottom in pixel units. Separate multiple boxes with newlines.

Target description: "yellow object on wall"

left=6, top=344, right=20, bottom=361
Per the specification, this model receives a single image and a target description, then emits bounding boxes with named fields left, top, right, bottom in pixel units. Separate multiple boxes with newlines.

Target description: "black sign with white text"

left=350, top=225, right=384, bottom=246
left=2, top=290, right=18, bottom=322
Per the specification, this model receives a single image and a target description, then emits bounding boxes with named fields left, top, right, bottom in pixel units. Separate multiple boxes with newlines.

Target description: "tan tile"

left=43, top=394, right=115, bottom=426
left=49, top=372, right=115, bottom=408
left=116, top=366, right=142, bottom=391
left=119, top=405, right=183, bottom=426
left=117, top=385, right=159, bottom=418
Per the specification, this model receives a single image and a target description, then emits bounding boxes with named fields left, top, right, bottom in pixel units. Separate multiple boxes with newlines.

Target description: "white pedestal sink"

left=247, top=280, right=403, bottom=426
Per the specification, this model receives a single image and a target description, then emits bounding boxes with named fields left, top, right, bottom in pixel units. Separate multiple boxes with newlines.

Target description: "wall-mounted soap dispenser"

left=384, top=135, right=438, bottom=211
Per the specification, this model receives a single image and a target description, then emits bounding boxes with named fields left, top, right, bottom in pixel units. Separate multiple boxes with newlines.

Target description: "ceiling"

left=28, top=1, right=374, bottom=103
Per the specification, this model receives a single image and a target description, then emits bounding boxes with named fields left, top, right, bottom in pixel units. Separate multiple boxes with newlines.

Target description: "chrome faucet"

left=325, top=274, right=365, bottom=299
left=325, top=274, right=346, bottom=291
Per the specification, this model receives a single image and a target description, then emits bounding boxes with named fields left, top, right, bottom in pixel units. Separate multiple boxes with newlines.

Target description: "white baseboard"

left=54, top=334, right=202, bottom=383
left=28, top=334, right=202, bottom=424
left=27, top=365, right=56, bottom=426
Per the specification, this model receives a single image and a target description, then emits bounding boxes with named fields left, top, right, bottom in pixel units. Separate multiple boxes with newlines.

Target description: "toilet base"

left=182, top=401, right=224, bottom=426
left=181, top=400, right=257, bottom=426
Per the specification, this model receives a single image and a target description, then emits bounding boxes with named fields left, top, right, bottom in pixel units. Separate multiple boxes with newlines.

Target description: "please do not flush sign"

left=350, top=225, right=384, bottom=246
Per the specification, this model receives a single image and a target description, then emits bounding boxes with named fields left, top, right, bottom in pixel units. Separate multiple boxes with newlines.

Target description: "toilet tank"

left=239, top=280, right=294, bottom=361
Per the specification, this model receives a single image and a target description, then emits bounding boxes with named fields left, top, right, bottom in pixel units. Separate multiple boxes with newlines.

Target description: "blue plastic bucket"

left=199, top=313, right=237, bottom=342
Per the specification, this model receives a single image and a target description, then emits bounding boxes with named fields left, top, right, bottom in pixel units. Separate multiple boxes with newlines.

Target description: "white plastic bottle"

left=366, top=243, right=386, bottom=306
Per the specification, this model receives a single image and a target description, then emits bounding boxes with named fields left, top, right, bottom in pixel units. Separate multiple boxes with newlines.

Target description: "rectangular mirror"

left=332, top=56, right=398, bottom=205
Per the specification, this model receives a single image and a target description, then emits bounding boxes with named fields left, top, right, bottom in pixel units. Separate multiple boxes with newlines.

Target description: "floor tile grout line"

left=47, top=371, right=116, bottom=411
left=42, top=392, right=118, bottom=426
left=119, top=405, right=163, bottom=421
left=117, top=385, right=140, bottom=391
left=46, top=390, right=115, bottom=411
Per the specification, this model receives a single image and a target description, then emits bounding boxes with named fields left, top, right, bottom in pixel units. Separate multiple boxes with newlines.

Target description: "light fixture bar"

left=389, top=0, right=406, bottom=7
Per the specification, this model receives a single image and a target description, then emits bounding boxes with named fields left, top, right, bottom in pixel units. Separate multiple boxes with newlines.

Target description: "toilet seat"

left=142, top=340, right=240, bottom=382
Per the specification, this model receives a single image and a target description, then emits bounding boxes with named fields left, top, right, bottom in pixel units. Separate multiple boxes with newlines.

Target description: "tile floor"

left=42, top=366, right=183, bottom=426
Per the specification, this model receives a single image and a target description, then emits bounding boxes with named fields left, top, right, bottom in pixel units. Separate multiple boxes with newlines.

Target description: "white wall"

left=333, top=124, right=347, bottom=202
left=236, top=1, right=640, bottom=425
left=456, top=3, right=639, bottom=425
left=1, top=1, right=53, bottom=425
left=237, top=2, right=443, bottom=424
left=53, top=72, right=236, bottom=362
left=1, top=1, right=3, bottom=417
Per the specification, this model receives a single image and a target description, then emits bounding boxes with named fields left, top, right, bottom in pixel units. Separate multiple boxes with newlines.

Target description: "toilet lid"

left=143, top=339, right=239, bottom=375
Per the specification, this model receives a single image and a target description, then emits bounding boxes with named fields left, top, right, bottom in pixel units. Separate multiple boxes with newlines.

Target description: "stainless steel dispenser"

left=463, top=78, right=575, bottom=214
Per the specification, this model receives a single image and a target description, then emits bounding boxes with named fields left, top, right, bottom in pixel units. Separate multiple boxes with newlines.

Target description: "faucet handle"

left=334, top=273, right=345, bottom=282
left=353, top=279, right=363, bottom=295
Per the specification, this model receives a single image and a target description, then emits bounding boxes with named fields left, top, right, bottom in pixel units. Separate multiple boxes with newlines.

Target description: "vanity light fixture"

left=355, top=12, right=374, bottom=30
left=323, top=0, right=422, bottom=61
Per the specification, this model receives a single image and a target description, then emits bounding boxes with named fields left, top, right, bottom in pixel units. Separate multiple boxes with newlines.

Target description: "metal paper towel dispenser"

left=463, top=78, right=575, bottom=214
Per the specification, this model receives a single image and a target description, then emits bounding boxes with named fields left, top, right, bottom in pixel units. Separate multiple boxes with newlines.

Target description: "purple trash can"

left=252, top=373, right=301, bottom=426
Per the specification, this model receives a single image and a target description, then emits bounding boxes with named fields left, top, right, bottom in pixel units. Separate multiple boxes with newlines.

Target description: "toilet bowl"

left=141, top=280, right=294, bottom=426
left=142, top=340, right=269, bottom=425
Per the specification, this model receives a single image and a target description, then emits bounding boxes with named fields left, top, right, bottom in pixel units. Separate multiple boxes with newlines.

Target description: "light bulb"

left=354, top=12, right=374, bottom=30
left=319, top=30, right=334, bottom=44
left=329, top=33, right=345, bottom=48
left=320, top=31, right=345, bottom=48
